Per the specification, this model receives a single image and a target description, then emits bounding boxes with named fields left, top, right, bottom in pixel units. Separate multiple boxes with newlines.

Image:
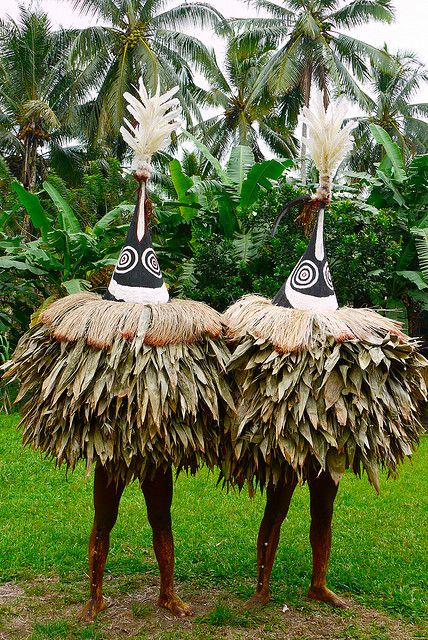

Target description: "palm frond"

left=69, top=26, right=116, bottom=66
left=327, top=50, right=373, bottom=110
left=333, top=34, right=396, bottom=74
left=247, top=0, right=294, bottom=19
left=72, top=0, right=124, bottom=23
left=294, top=12, right=321, bottom=39
left=412, top=228, right=428, bottom=282
left=250, top=40, right=303, bottom=100
left=329, top=0, right=394, bottom=28
left=155, top=30, right=220, bottom=81
left=152, top=2, right=225, bottom=30
left=22, top=100, right=61, bottom=130
left=258, top=120, right=297, bottom=157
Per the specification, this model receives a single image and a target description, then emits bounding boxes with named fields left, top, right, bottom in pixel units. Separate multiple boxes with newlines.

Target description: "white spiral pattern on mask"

left=290, top=259, right=319, bottom=290
left=141, top=247, right=162, bottom=279
left=115, top=246, right=138, bottom=273
left=323, top=263, right=334, bottom=290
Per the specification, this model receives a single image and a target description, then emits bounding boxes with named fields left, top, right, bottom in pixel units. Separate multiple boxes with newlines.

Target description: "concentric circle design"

left=142, top=248, right=162, bottom=279
left=323, top=263, right=334, bottom=290
left=115, top=246, right=138, bottom=273
left=290, top=259, right=319, bottom=290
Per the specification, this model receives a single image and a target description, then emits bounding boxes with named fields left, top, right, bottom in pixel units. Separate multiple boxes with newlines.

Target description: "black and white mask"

left=273, top=205, right=338, bottom=311
left=104, top=187, right=169, bottom=304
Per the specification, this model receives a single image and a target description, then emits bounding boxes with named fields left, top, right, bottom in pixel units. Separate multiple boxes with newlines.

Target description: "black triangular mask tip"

left=104, top=185, right=169, bottom=303
left=273, top=205, right=338, bottom=311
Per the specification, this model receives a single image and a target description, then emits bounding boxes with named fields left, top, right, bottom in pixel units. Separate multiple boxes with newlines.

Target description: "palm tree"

left=70, top=0, right=224, bottom=149
left=233, top=0, right=396, bottom=180
left=0, top=7, right=85, bottom=192
left=192, top=29, right=299, bottom=161
left=350, top=48, right=428, bottom=172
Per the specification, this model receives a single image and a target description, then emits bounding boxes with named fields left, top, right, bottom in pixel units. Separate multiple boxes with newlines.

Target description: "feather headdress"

left=120, top=79, right=181, bottom=176
left=303, top=91, right=357, bottom=201
left=273, top=93, right=356, bottom=310
left=105, top=79, right=182, bottom=304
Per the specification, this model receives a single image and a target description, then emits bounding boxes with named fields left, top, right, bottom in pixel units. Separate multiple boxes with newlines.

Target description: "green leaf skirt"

left=4, top=293, right=234, bottom=485
left=222, top=296, right=428, bottom=492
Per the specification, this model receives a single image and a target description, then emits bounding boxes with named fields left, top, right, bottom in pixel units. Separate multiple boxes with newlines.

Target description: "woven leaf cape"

left=222, top=295, right=428, bottom=492
left=4, top=293, right=234, bottom=485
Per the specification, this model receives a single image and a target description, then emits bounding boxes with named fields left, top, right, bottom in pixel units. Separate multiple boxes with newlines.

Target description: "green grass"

left=0, top=413, right=427, bottom=639
left=29, top=621, right=105, bottom=640
left=131, top=603, right=151, bottom=619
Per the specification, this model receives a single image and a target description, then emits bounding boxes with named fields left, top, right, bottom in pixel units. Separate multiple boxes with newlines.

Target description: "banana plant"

left=400, top=227, right=428, bottom=312
left=366, top=124, right=428, bottom=327
left=151, top=140, right=293, bottom=292
left=169, top=133, right=293, bottom=238
left=0, top=180, right=130, bottom=294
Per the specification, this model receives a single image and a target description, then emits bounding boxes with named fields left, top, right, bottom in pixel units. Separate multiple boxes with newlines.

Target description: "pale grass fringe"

left=40, top=292, right=223, bottom=349
left=223, top=295, right=408, bottom=353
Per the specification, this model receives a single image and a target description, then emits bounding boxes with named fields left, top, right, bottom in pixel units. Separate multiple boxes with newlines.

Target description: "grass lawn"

left=0, top=413, right=427, bottom=640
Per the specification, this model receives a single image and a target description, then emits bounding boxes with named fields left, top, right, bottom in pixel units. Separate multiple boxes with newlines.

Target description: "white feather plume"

left=120, top=78, right=181, bottom=174
left=302, top=91, right=357, bottom=181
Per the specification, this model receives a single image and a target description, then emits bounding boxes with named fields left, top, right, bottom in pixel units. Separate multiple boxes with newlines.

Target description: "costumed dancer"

left=4, top=79, right=233, bottom=621
left=222, top=92, right=428, bottom=608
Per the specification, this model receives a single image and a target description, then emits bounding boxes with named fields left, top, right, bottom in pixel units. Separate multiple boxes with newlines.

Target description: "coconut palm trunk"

left=300, top=63, right=312, bottom=185
left=21, top=121, right=40, bottom=238
left=22, top=125, right=38, bottom=192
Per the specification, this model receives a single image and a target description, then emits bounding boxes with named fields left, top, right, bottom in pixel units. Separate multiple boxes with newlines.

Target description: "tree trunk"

left=21, top=119, right=38, bottom=239
left=320, top=66, right=329, bottom=110
left=301, top=63, right=312, bottom=185
left=22, top=135, right=38, bottom=191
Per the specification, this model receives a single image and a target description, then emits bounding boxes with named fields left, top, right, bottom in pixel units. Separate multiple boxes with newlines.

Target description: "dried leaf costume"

left=4, top=80, right=232, bottom=620
left=222, top=93, right=428, bottom=608
left=9, top=294, right=229, bottom=484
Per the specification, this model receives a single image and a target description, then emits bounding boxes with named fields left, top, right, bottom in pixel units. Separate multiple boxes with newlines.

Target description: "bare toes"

left=159, top=595, right=194, bottom=617
left=308, top=587, right=348, bottom=609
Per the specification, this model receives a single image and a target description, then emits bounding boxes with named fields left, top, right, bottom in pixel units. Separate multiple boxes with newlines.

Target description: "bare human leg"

left=307, top=470, right=347, bottom=608
left=81, top=464, right=125, bottom=622
left=248, top=470, right=298, bottom=607
left=141, top=466, right=193, bottom=617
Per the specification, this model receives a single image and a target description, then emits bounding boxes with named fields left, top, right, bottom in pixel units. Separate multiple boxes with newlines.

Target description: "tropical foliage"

left=229, top=0, right=396, bottom=179
left=0, top=180, right=131, bottom=291
left=1, top=0, right=428, bottom=355
left=0, top=178, right=133, bottom=349
left=69, top=0, right=224, bottom=147
left=192, top=27, right=298, bottom=160
left=234, top=0, right=395, bottom=103
left=351, top=48, right=428, bottom=171
left=365, top=125, right=428, bottom=329
left=0, top=8, right=85, bottom=192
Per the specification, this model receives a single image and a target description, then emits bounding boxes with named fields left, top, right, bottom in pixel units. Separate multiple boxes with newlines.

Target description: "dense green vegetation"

left=2, top=123, right=428, bottom=358
left=1, top=1, right=428, bottom=355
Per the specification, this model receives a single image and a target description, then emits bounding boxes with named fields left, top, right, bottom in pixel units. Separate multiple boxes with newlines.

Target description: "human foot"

left=246, top=591, right=271, bottom=608
left=307, top=586, right=348, bottom=608
left=80, top=597, right=107, bottom=623
left=158, top=594, right=194, bottom=617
